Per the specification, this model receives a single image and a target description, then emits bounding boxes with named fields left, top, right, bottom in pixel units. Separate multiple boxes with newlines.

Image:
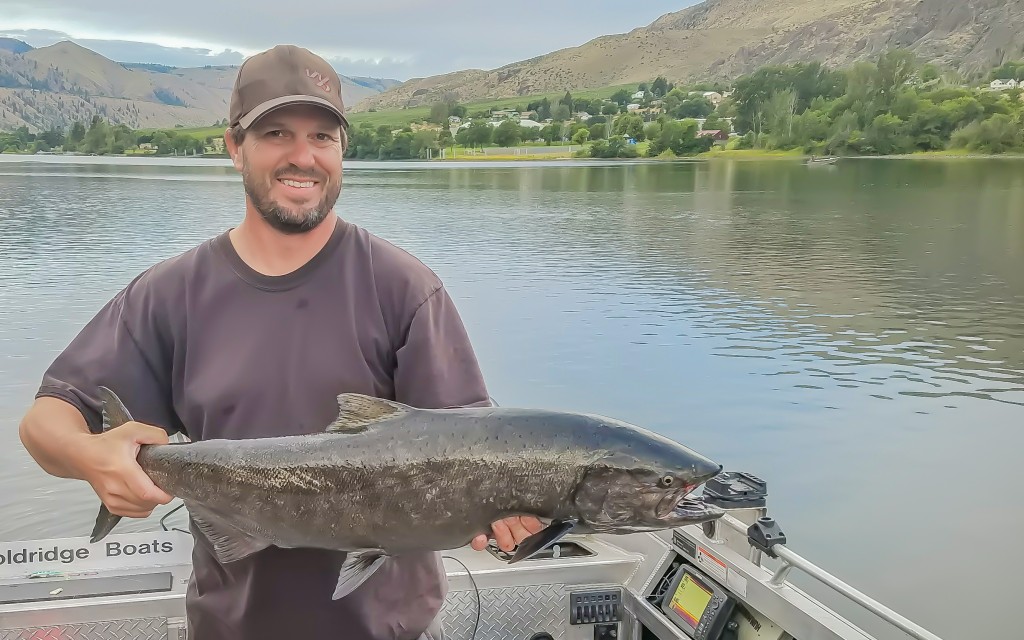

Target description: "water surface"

left=1, top=154, right=1021, bottom=640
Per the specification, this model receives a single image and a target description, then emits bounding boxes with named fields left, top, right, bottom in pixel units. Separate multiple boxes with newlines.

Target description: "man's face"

left=231, top=104, right=344, bottom=234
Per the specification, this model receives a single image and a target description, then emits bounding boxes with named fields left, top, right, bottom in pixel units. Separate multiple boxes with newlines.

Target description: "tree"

left=873, top=49, right=918, bottom=110
left=703, top=113, right=732, bottom=135
left=68, top=121, right=86, bottom=147
left=613, top=114, right=645, bottom=141
left=610, top=89, right=632, bottom=106
left=428, top=101, right=452, bottom=125
left=83, top=117, right=111, bottom=154
left=989, top=61, right=1024, bottom=82
left=764, top=89, right=797, bottom=146
left=951, top=114, right=1024, bottom=153
left=540, top=122, right=563, bottom=144
left=437, top=127, right=454, bottom=148
left=674, top=97, right=715, bottom=119
left=492, top=120, right=522, bottom=147
left=551, top=104, right=571, bottom=122
left=731, top=61, right=846, bottom=134
left=537, top=98, right=552, bottom=121
left=646, top=120, right=711, bottom=156
left=462, top=120, right=492, bottom=149
left=651, top=76, right=672, bottom=97
left=571, top=128, right=590, bottom=144
left=863, top=114, right=911, bottom=154
left=588, top=137, right=639, bottom=158
left=920, top=64, right=940, bottom=83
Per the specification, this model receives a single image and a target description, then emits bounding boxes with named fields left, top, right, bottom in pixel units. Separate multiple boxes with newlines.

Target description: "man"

left=18, top=44, right=543, bottom=640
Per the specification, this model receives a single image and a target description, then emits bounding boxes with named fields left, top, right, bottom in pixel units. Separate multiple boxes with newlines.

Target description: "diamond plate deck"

left=0, top=618, right=167, bottom=640
left=441, top=583, right=568, bottom=640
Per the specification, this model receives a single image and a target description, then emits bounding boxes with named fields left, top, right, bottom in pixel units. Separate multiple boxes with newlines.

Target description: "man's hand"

left=77, top=422, right=176, bottom=518
left=471, top=516, right=546, bottom=553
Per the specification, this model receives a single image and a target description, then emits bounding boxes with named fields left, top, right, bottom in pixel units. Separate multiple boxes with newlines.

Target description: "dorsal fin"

left=326, top=394, right=411, bottom=433
left=98, top=386, right=133, bottom=432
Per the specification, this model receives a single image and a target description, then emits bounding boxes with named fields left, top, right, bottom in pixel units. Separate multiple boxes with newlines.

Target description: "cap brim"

left=238, top=95, right=349, bottom=129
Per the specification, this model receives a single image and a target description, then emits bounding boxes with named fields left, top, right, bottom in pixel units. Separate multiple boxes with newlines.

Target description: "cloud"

left=0, top=0, right=697, bottom=80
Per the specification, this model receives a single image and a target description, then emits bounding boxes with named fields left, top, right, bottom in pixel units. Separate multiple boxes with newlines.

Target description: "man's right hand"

left=75, top=423, right=175, bottom=518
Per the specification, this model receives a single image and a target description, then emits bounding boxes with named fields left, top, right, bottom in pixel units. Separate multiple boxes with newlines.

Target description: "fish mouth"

left=656, top=488, right=688, bottom=519
left=669, top=495, right=724, bottom=522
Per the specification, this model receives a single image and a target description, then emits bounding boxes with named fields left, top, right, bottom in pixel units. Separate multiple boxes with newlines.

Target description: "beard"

left=242, top=164, right=342, bottom=235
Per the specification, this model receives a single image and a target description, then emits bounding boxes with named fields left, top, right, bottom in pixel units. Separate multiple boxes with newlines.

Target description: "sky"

left=1, top=1, right=701, bottom=81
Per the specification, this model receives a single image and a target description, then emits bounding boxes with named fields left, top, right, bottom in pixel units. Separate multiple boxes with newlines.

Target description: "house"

left=626, top=103, right=642, bottom=112
left=990, top=79, right=1019, bottom=91
left=632, top=90, right=646, bottom=100
left=702, top=91, right=724, bottom=106
left=697, top=130, right=729, bottom=142
left=490, top=110, right=518, bottom=120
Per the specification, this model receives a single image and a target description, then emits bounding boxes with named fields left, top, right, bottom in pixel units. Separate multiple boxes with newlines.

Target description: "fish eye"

left=660, top=475, right=674, bottom=487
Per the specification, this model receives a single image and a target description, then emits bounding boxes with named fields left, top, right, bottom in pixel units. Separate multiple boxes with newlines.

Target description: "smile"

left=279, top=178, right=317, bottom=188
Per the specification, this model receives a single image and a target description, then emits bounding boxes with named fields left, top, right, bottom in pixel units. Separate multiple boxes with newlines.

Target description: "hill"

left=0, top=38, right=33, bottom=54
left=356, top=0, right=1024, bottom=111
left=0, top=41, right=398, bottom=132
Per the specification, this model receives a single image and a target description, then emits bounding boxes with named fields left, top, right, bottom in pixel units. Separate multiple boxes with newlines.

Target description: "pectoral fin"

left=332, top=550, right=389, bottom=600
left=189, top=506, right=272, bottom=564
left=508, top=519, right=576, bottom=563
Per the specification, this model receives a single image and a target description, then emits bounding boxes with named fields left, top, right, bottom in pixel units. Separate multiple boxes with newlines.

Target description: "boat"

left=0, top=471, right=944, bottom=640
left=806, top=155, right=839, bottom=166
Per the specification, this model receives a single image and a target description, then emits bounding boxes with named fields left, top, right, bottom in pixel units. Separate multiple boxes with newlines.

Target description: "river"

left=1, top=154, right=1021, bottom=640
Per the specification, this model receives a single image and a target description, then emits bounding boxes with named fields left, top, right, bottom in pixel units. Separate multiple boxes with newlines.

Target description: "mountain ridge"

left=0, top=40, right=398, bottom=132
left=355, top=0, right=1024, bottom=111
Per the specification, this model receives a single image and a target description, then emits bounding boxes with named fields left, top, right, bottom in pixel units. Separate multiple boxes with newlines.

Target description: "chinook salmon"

left=90, top=387, right=724, bottom=599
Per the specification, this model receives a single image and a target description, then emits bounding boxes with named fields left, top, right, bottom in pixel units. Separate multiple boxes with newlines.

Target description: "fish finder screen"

left=669, top=572, right=713, bottom=628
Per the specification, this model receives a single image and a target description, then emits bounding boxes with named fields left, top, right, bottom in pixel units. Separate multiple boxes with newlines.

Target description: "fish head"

left=571, top=425, right=725, bottom=533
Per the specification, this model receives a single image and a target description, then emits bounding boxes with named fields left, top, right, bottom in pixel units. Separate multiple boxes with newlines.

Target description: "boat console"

left=0, top=471, right=943, bottom=640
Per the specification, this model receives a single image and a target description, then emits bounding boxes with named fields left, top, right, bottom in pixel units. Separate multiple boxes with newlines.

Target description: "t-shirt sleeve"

left=35, top=276, right=183, bottom=436
left=393, top=286, right=491, bottom=410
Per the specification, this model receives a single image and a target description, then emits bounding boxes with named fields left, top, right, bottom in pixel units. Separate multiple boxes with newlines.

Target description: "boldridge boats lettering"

left=0, top=540, right=174, bottom=566
left=105, top=540, right=174, bottom=557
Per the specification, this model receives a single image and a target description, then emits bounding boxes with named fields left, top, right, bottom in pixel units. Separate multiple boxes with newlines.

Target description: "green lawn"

left=136, top=126, right=226, bottom=140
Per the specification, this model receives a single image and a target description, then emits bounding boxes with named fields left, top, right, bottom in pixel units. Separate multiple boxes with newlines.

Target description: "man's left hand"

left=471, top=516, right=546, bottom=552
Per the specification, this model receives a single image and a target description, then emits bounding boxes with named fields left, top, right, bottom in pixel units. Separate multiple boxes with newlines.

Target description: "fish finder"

left=660, top=564, right=735, bottom=640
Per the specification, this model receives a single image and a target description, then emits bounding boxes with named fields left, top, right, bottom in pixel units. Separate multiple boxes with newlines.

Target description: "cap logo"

left=305, top=68, right=331, bottom=93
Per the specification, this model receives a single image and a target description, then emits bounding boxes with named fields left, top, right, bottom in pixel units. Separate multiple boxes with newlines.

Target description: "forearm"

left=18, top=397, right=95, bottom=480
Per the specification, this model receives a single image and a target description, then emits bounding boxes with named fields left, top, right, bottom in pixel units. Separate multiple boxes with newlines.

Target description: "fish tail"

left=90, top=503, right=121, bottom=543
left=89, top=386, right=133, bottom=542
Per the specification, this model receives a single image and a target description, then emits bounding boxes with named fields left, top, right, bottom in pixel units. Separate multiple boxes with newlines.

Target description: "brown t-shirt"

left=35, top=218, right=490, bottom=640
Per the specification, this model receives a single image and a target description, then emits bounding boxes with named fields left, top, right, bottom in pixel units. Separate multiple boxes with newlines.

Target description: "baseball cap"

left=229, top=44, right=349, bottom=129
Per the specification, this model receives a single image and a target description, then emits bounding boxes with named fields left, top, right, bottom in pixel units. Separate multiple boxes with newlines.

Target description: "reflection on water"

left=1, top=156, right=1021, bottom=640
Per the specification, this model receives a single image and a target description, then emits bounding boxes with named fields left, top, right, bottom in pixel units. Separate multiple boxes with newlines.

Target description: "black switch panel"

left=568, top=589, right=622, bottom=625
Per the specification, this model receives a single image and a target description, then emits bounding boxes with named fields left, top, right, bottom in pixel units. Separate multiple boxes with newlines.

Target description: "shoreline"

left=5, top=149, right=1024, bottom=162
